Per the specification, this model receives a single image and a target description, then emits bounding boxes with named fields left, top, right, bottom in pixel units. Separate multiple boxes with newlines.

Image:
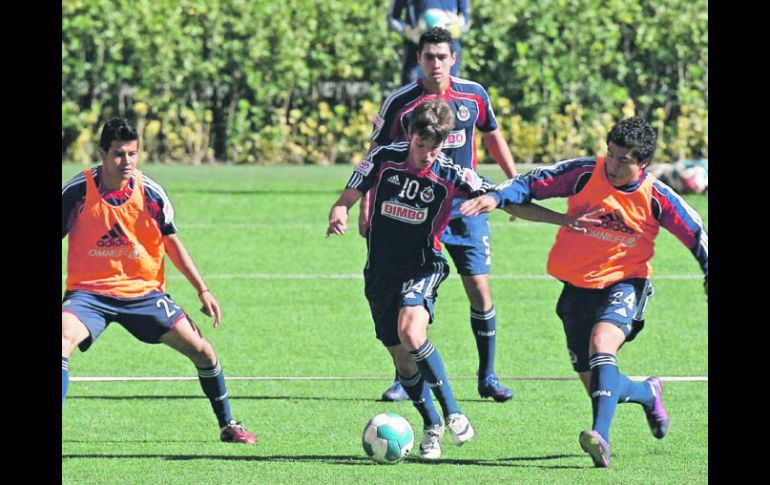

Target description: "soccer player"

left=363, top=26, right=517, bottom=403
left=326, top=99, right=489, bottom=460
left=61, top=118, right=256, bottom=444
left=460, top=117, right=709, bottom=468
left=387, top=1, right=471, bottom=85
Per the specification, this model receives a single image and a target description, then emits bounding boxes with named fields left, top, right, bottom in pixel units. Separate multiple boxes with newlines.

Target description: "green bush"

left=62, top=0, right=707, bottom=165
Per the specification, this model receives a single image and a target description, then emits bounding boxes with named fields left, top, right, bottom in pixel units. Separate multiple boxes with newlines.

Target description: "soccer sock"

left=399, top=371, right=442, bottom=428
left=470, top=306, right=496, bottom=379
left=617, top=373, right=654, bottom=407
left=410, top=340, right=460, bottom=417
left=589, top=353, right=620, bottom=442
left=62, top=357, right=69, bottom=404
left=197, top=361, right=233, bottom=428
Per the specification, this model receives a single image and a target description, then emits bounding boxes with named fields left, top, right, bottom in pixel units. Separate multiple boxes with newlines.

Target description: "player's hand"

left=198, top=290, right=222, bottom=327
left=326, top=205, right=349, bottom=237
left=564, top=207, right=605, bottom=233
left=403, top=25, right=422, bottom=44
left=459, top=194, right=498, bottom=216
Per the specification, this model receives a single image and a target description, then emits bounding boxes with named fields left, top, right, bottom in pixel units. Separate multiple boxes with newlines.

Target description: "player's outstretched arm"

left=506, top=204, right=605, bottom=233
left=327, top=188, right=363, bottom=237
left=164, top=234, right=222, bottom=327
left=459, top=194, right=499, bottom=216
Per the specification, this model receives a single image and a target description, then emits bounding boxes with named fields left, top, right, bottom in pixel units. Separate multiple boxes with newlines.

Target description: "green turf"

left=62, top=163, right=708, bottom=484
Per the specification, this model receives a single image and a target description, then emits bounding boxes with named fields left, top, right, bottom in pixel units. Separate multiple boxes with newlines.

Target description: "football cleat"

left=579, top=429, right=611, bottom=468
left=478, top=374, right=513, bottom=402
left=446, top=413, right=475, bottom=445
left=419, top=424, right=444, bottom=460
left=380, top=379, right=409, bottom=402
left=220, top=419, right=257, bottom=444
left=644, top=377, right=670, bottom=439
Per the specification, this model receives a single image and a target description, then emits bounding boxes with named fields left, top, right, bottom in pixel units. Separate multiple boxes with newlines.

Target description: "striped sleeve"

left=142, top=173, right=177, bottom=235
left=345, top=145, right=390, bottom=193
left=652, top=180, right=708, bottom=278
left=370, top=85, right=416, bottom=145
left=441, top=156, right=496, bottom=198
left=524, top=157, right=597, bottom=199
left=61, top=170, right=92, bottom=238
left=494, top=157, right=597, bottom=207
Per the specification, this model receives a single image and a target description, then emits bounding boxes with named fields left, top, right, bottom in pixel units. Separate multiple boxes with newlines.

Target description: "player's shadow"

left=67, top=395, right=368, bottom=403
left=61, top=452, right=585, bottom=469
left=173, top=188, right=339, bottom=196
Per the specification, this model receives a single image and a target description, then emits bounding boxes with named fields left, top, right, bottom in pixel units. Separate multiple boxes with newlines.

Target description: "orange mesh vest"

left=66, top=169, right=166, bottom=297
left=546, top=156, right=659, bottom=289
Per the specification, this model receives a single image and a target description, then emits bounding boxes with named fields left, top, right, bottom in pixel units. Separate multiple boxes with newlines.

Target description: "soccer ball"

left=361, top=412, right=414, bottom=464
left=418, top=8, right=464, bottom=38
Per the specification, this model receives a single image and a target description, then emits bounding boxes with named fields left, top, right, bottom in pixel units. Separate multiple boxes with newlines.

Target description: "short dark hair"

left=606, top=118, right=657, bottom=163
left=99, top=117, right=139, bottom=151
left=418, top=26, right=455, bottom=55
left=408, top=99, right=455, bottom=144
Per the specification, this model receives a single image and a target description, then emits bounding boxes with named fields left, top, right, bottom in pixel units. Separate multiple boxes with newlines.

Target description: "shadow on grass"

left=62, top=452, right=585, bottom=469
left=69, top=395, right=531, bottom=404
left=67, top=395, right=373, bottom=403
left=173, top=188, right=339, bottom=196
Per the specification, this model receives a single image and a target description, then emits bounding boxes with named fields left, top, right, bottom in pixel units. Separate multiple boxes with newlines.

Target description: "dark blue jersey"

left=371, top=77, right=497, bottom=172
left=347, top=143, right=494, bottom=274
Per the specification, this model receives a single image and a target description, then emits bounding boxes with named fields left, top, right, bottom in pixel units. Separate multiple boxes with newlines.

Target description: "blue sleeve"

left=476, top=84, right=498, bottom=133
left=494, top=157, right=598, bottom=206
left=61, top=173, right=87, bottom=238
left=142, top=174, right=178, bottom=236
left=652, top=181, right=708, bottom=279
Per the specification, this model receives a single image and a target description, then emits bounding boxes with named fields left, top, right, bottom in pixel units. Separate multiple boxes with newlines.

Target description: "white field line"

left=71, top=375, right=707, bottom=382
left=61, top=273, right=703, bottom=281
left=180, top=221, right=551, bottom=229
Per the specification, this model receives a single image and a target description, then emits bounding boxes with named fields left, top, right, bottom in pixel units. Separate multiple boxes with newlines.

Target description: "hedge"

left=62, top=0, right=707, bottom=165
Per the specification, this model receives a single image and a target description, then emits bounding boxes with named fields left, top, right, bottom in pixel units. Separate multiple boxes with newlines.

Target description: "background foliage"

left=62, top=0, right=707, bottom=165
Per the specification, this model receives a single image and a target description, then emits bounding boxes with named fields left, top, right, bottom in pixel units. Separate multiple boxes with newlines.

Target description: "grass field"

left=61, top=163, right=708, bottom=484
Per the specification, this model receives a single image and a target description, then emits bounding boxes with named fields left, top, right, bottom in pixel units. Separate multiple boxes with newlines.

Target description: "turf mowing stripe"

left=70, top=375, right=708, bottom=382
left=61, top=273, right=703, bottom=280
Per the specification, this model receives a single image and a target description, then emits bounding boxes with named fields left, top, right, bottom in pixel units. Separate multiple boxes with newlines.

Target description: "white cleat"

left=447, top=413, right=475, bottom=446
left=419, top=424, right=444, bottom=460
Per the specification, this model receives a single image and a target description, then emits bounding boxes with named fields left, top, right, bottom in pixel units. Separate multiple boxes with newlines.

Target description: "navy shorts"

left=62, top=290, right=190, bottom=352
left=555, top=279, right=654, bottom=372
left=364, top=262, right=450, bottom=347
left=441, top=212, right=491, bottom=276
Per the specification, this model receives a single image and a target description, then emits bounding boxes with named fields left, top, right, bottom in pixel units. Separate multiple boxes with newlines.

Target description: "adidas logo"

left=404, top=291, right=417, bottom=299
left=96, top=223, right=132, bottom=247
left=387, top=175, right=400, bottom=185
left=476, top=330, right=496, bottom=337
left=597, top=210, right=635, bottom=234
left=613, top=308, right=628, bottom=317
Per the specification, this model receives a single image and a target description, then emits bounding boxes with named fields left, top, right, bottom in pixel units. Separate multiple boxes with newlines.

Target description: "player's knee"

left=192, top=340, right=217, bottom=367
left=62, top=318, right=88, bottom=356
left=61, top=335, right=76, bottom=356
left=590, top=331, right=618, bottom=354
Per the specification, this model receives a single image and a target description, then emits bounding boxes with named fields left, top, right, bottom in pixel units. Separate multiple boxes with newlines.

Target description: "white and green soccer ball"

left=362, top=412, right=415, bottom=464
